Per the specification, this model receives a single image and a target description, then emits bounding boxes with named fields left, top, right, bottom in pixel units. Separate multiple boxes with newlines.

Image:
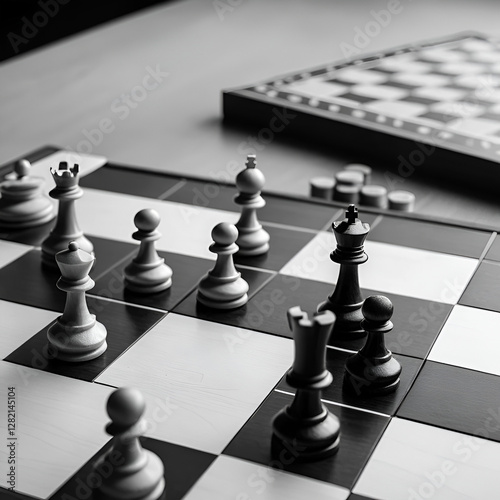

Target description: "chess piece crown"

left=56, top=240, right=94, bottom=286
left=50, top=162, right=82, bottom=194
left=234, top=155, right=266, bottom=205
left=286, top=307, right=334, bottom=390
left=331, top=204, right=370, bottom=263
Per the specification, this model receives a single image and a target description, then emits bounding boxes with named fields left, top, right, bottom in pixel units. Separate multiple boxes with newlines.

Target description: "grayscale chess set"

left=1, top=146, right=500, bottom=500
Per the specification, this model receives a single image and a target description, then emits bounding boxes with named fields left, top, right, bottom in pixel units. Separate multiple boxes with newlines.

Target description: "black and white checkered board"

left=224, top=32, right=500, bottom=190
left=2, top=148, right=500, bottom=500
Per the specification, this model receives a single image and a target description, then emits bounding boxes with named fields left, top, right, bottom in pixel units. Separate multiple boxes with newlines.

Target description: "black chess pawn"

left=41, top=162, right=93, bottom=267
left=234, top=155, right=270, bottom=256
left=0, top=159, right=54, bottom=228
left=197, top=222, right=249, bottom=309
left=317, top=204, right=369, bottom=341
left=47, top=241, right=107, bottom=362
left=272, top=307, right=340, bottom=462
left=343, top=295, right=402, bottom=396
left=124, top=209, right=173, bottom=294
left=93, top=387, right=165, bottom=500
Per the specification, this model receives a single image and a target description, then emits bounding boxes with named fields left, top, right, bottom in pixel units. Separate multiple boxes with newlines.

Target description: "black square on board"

left=240, top=274, right=451, bottom=358
left=94, top=251, right=213, bottom=312
left=253, top=195, right=338, bottom=230
left=459, top=260, right=500, bottom=312
left=400, top=95, right=439, bottom=106
left=172, top=266, right=276, bottom=328
left=485, top=235, right=500, bottom=262
left=326, top=78, right=357, bottom=86
left=234, top=225, right=315, bottom=271
left=369, top=216, right=490, bottom=258
left=5, top=298, right=165, bottom=381
left=49, top=436, right=215, bottom=500
left=80, top=165, right=181, bottom=199
left=0, top=218, right=55, bottom=246
left=398, top=361, right=500, bottom=443
left=417, top=111, right=460, bottom=124
left=164, top=178, right=236, bottom=211
left=277, top=350, right=423, bottom=416
left=166, top=178, right=337, bottom=230
left=336, top=92, right=377, bottom=104
left=383, top=80, right=418, bottom=90
left=0, top=237, right=136, bottom=311
left=223, top=390, right=389, bottom=489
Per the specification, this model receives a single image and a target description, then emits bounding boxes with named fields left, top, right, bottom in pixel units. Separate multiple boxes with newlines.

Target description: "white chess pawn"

left=234, top=155, right=270, bottom=256
left=0, top=159, right=54, bottom=228
left=197, top=223, right=249, bottom=309
left=93, top=387, right=165, bottom=500
left=124, top=209, right=173, bottom=294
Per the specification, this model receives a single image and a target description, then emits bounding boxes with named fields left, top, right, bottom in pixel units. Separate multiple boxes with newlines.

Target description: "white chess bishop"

left=234, top=155, right=270, bottom=256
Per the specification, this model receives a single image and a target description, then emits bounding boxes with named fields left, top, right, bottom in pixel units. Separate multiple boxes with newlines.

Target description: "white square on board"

left=279, top=231, right=478, bottom=304
left=283, top=79, right=348, bottom=98
left=183, top=455, right=349, bottom=500
left=354, top=417, right=500, bottom=500
left=349, top=84, right=408, bottom=101
left=76, top=188, right=239, bottom=260
left=0, top=361, right=113, bottom=498
left=364, top=99, right=427, bottom=117
left=429, top=305, right=500, bottom=376
left=0, top=300, right=58, bottom=358
left=96, top=313, right=293, bottom=454
left=0, top=240, right=31, bottom=269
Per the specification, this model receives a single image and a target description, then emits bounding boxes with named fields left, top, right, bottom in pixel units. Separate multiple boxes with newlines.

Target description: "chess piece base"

left=95, top=450, right=165, bottom=500
left=317, top=299, right=365, bottom=340
left=236, top=241, right=269, bottom=257
left=124, top=260, right=173, bottom=294
left=343, top=352, right=401, bottom=396
left=124, top=278, right=172, bottom=294
left=197, top=272, right=249, bottom=309
left=272, top=407, right=340, bottom=462
left=47, top=317, right=107, bottom=363
left=197, top=290, right=248, bottom=310
left=343, top=373, right=400, bottom=396
left=0, top=198, right=54, bottom=228
left=236, top=226, right=270, bottom=256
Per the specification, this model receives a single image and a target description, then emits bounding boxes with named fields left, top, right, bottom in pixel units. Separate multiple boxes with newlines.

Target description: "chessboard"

left=223, top=32, right=500, bottom=191
left=2, top=147, right=500, bottom=500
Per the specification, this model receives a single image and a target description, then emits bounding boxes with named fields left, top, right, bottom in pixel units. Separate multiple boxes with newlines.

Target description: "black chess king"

left=318, top=204, right=369, bottom=340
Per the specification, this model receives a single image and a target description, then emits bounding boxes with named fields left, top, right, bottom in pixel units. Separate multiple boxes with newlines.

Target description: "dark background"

left=0, top=0, right=168, bottom=62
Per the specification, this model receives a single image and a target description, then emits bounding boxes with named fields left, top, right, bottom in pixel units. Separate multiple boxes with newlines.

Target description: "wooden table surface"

left=1, top=0, right=500, bottom=227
